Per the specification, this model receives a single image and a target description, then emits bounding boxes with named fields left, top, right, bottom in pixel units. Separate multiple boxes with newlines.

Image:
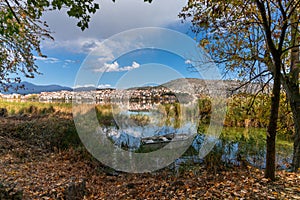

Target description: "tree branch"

left=278, top=0, right=288, bottom=53
left=4, top=0, right=20, bottom=24
left=256, top=0, right=278, bottom=57
left=287, top=0, right=300, bottom=19
left=229, top=70, right=270, bottom=93
left=246, top=77, right=273, bottom=115
left=282, top=44, right=300, bottom=54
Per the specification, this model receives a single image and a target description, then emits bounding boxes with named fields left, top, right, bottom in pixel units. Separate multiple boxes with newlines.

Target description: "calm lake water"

left=95, top=102, right=293, bottom=170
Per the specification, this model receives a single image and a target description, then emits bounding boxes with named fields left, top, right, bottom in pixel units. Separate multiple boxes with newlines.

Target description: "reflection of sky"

left=108, top=122, right=196, bottom=138
left=105, top=123, right=196, bottom=151
left=130, top=123, right=195, bottom=138
left=125, top=111, right=151, bottom=115
left=112, top=102, right=198, bottom=138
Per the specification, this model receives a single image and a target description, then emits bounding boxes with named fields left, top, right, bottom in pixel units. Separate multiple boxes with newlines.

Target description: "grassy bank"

left=0, top=100, right=72, bottom=116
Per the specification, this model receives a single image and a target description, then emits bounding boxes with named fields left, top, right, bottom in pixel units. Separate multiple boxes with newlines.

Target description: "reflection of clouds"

left=72, top=27, right=225, bottom=172
left=103, top=122, right=196, bottom=150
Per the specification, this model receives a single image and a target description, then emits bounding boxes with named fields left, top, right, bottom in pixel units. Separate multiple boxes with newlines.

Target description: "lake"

left=74, top=101, right=293, bottom=170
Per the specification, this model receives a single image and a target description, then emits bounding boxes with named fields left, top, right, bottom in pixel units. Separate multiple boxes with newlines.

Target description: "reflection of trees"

left=129, top=114, right=150, bottom=126
left=159, top=103, right=182, bottom=128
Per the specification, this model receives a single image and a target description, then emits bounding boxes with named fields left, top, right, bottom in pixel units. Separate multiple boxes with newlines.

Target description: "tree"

left=0, top=0, right=100, bottom=91
left=0, top=0, right=153, bottom=91
left=289, top=10, right=300, bottom=173
left=179, top=0, right=300, bottom=180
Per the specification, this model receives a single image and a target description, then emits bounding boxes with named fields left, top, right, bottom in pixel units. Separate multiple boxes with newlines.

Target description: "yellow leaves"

left=5, top=169, right=18, bottom=176
left=21, top=12, right=27, bottom=19
left=200, top=38, right=210, bottom=47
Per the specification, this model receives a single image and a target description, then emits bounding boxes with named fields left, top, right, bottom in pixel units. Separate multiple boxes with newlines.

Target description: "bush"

left=0, top=108, right=8, bottom=117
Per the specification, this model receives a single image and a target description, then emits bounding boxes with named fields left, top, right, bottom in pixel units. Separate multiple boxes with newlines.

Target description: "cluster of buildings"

left=0, top=87, right=189, bottom=104
left=0, top=79, right=268, bottom=104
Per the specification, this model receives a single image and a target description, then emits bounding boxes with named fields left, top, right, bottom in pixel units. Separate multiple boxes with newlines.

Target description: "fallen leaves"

left=1, top=115, right=300, bottom=199
left=2, top=149, right=300, bottom=200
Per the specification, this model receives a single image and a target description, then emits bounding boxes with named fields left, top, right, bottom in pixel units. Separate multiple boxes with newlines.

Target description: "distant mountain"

left=118, top=78, right=269, bottom=95
left=0, top=78, right=271, bottom=95
left=162, top=78, right=270, bottom=95
left=73, top=86, right=97, bottom=92
left=74, top=86, right=117, bottom=92
left=1, top=81, right=72, bottom=94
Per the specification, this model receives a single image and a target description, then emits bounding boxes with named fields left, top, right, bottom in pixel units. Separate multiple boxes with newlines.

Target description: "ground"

left=0, top=114, right=300, bottom=199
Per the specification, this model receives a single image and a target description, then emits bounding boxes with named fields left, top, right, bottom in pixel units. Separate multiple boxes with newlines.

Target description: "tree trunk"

left=288, top=12, right=300, bottom=172
left=255, top=0, right=282, bottom=180
left=283, top=79, right=300, bottom=172
left=282, top=79, right=300, bottom=173
left=291, top=98, right=300, bottom=172
left=265, top=61, right=281, bottom=181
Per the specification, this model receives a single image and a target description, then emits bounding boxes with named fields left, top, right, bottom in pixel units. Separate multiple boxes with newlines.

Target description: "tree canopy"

left=0, top=0, right=100, bottom=91
left=180, top=0, right=300, bottom=179
left=0, top=0, right=154, bottom=91
left=180, top=0, right=299, bottom=83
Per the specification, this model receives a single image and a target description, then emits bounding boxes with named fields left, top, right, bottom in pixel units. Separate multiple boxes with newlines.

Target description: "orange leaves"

left=1, top=148, right=300, bottom=199
left=1, top=115, right=300, bottom=199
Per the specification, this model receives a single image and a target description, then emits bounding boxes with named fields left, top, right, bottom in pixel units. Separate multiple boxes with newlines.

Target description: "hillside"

left=0, top=78, right=271, bottom=96
left=162, top=78, right=270, bottom=96
left=1, top=82, right=72, bottom=94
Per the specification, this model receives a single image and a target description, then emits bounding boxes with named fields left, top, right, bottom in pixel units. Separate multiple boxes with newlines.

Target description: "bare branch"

left=282, top=44, right=300, bottom=54
left=246, top=77, right=273, bottom=115
left=229, top=70, right=270, bottom=93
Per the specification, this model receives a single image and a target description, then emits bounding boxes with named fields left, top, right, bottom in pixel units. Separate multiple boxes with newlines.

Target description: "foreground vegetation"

left=0, top=113, right=299, bottom=199
left=0, top=98, right=299, bottom=199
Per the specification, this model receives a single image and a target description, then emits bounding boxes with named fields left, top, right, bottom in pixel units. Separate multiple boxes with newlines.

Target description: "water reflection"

left=103, top=101, right=198, bottom=151
left=190, top=127, right=293, bottom=169
left=87, top=102, right=293, bottom=169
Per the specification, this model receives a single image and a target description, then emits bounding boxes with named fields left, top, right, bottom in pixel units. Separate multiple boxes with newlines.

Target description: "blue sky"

left=25, top=0, right=218, bottom=88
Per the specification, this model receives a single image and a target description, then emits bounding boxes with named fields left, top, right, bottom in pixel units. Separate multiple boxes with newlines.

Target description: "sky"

left=26, top=0, right=218, bottom=88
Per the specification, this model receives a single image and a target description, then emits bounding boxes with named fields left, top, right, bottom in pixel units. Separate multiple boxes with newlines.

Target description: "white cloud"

left=95, top=61, right=140, bottom=72
left=122, top=61, right=140, bottom=71
left=42, top=37, right=103, bottom=53
left=73, top=83, right=112, bottom=88
left=65, top=59, right=76, bottom=63
left=73, top=84, right=96, bottom=88
left=97, top=84, right=112, bottom=88
left=41, top=0, right=188, bottom=52
left=103, top=61, right=119, bottom=72
left=62, top=59, right=80, bottom=68
left=185, top=59, right=192, bottom=64
left=34, top=56, right=60, bottom=64
left=34, top=56, right=81, bottom=69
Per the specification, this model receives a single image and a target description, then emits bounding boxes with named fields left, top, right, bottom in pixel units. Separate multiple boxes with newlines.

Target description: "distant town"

left=0, top=78, right=270, bottom=104
left=0, top=87, right=185, bottom=104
